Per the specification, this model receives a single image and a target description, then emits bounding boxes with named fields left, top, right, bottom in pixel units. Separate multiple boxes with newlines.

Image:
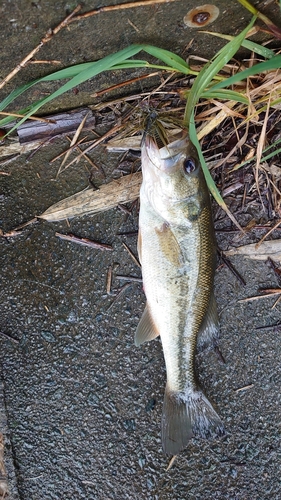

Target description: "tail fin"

left=162, top=386, right=224, bottom=455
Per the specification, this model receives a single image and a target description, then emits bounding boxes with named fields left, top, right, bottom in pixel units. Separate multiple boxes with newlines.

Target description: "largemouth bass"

left=136, top=132, right=224, bottom=455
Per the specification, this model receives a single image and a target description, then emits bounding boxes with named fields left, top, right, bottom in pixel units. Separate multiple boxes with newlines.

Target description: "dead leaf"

left=224, top=239, right=281, bottom=261
left=38, top=172, right=142, bottom=221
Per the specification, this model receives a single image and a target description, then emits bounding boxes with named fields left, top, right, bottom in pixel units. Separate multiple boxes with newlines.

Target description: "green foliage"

left=0, top=9, right=280, bottom=221
left=183, top=16, right=256, bottom=125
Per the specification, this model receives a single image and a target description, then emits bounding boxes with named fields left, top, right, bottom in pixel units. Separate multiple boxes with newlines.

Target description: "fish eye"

left=183, top=157, right=197, bottom=174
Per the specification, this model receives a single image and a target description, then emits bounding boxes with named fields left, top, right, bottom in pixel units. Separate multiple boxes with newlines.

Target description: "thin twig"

left=92, top=72, right=160, bottom=98
left=0, top=4, right=82, bottom=90
left=0, top=332, right=19, bottom=344
left=255, top=219, right=281, bottom=249
left=218, top=249, right=246, bottom=286
left=0, top=218, right=38, bottom=237
left=122, top=242, right=141, bottom=268
left=55, top=232, right=113, bottom=251
left=57, top=112, right=90, bottom=174
left=255, top=92, right=271, bottom=205
left=166, top=455, right=177, bottom=471
left=68, top=0, right=181, bottom=24
left=0, top=111, right=55, bottom=123
left=115, top=275, right=142, bottom=282
left=106, top=283, right=131, bottom=311
left=239, top=290, right=281, bottom=302
left=50, top=136, right=88, bottom=163
left=256, top=322, right=281, bottom=332
left=106, top=266, right=113, bottom=295
left=61, top=122, right=124, bottom=170
left=272, top=294, right=281, bottom=309
left=29, top=60, right=61, bottom=65
left=235, top=384, right=254, bottom=393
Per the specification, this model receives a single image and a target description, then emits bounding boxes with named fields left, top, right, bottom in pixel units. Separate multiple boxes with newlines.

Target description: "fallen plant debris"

left=3, top=37, right=281, bottom=231
left=122, top=242, right=141, bottom=268
left=1, top=4, right=281, bottom=285
left=218, top=249, right=246, bottom=285
left=1, top=0, right=281, bottom=486
left=256, top=321, right=281, bottom=332
left=106, top=283, right=132, bottom=312
left=39, top=173, right=142, bottom=221
left=55, top=232, right=113, bottom=251
left=224, top=239, right=281, bottom=261
left=0, top=3, right=280, bottom=232
left=0, top=218, right=38, bottom=238
left=239, top=288, right=281, bottom=302
left=0, top=332, right=19, bottom=344
left=234, top=384, right=254, bottom=393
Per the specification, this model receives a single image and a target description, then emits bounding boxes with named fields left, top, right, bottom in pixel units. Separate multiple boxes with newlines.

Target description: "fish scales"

left=136, top=132, right=224, bottom=455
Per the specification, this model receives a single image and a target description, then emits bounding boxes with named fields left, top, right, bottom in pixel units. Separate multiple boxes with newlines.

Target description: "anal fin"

left=135, top=303, right=159, bottom=347
left=197, top=292, right=220, bottom=351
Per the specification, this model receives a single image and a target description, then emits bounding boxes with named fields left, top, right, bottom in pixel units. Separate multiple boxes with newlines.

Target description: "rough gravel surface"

left=1, top=1, right=281, bottom=499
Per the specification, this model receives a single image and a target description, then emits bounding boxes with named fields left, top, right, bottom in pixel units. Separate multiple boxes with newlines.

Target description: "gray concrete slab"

left=1, top=1, right=281, bottom=499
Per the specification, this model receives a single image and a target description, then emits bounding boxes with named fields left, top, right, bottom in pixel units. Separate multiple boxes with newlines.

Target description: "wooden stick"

left=115, top=275, right=142, bottom=282
left=255, top=218, right=281, bottom=249
left=68, top=0, right=181, bottom=24
left=0, top=111, right=55, bottom=123
left=106, top=283, right=131, bottom=311
left=235, top=384, right=254, bottom=393
left=92, top=72, right=160, bottom=98
left=106, top=266, right=113, bottom=295
left=122, top=242, right=141, bottom=268
left=0, top=5, right=82, bottom=90
left=55, top=232, right=113, bottom=251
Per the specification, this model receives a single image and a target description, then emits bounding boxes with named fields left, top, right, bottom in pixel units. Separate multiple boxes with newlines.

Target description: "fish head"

left=141, top=133, right=208, bottom=222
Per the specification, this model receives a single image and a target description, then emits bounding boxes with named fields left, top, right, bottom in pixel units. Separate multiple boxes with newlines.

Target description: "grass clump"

left=1, top=2, right=281, bottom=223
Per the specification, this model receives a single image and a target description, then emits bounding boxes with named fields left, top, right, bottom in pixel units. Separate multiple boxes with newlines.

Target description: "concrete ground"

left=1, top=1, right=281, bottom=499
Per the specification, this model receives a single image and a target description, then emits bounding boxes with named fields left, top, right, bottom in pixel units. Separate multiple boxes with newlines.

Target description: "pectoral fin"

left=135, top=303, right=159, bottom=347
left=155, top=222, right=182, bottom=268
left=197, top=293, right=220, bottom=351
left=137, top=229, right=142, bottom=265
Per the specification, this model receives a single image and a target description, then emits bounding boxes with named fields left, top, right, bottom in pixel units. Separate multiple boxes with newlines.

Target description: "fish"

left=136, top=131, right=224, bottom=455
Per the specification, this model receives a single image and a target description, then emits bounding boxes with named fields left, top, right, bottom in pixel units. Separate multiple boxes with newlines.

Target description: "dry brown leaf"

left=38, top=172, right=142, bottom=221
left=197, top=101, right=236, bottom=140
left=106, top=128, right=182, bottom=152
left=224, top=239, right=281, bottom=261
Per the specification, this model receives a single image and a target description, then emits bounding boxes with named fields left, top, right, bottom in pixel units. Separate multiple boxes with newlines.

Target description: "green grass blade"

left=201, top=89, right=249, bottom=103
left=189, top=113, right=223, bottom=203
left=0, top=44, right=195, bottom=131
left=141, top=45, right=191, bottom=74
left=0, top=45, right=146, bottom=131
left=210, top=54, right=281, bottom=91
left=0, top=62, right=104, bottom=112
left=189, top=110, right=242, bottom=230
left=0, top=43, right=193, bottom=115
left=202, top=30, right=275, bottom=59
left=232, top=137, right=281, bottom=170
left=111, top=60, right=188, bottom=72
left=184, top=16, right=256, bottom=125
left=237, top=0, right=281, bottom=39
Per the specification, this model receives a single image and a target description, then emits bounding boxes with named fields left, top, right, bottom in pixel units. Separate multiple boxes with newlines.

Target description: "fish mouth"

left=144, top=134, right=188, bottom=172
